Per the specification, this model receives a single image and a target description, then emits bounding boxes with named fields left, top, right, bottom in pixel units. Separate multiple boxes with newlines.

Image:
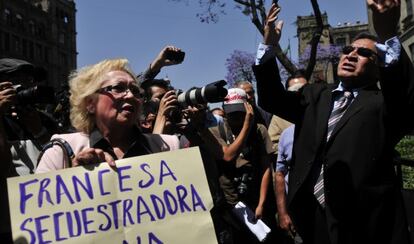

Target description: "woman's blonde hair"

left=69, top=58, right=137, bottom=134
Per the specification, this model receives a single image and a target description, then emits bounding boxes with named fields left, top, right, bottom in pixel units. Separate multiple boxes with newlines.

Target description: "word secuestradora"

left=17, top=159, right=206, bottom=243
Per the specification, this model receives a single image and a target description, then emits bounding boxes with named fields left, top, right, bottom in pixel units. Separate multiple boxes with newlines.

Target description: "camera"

left=234, top=172, right=253, bottom=196
left=15, top=85, right=56, bottom=105
left=176, top=80, right=228, bottom=107
left=167, top=80, right=228, bottom=123
left=165, top=49, right=185, bottom=63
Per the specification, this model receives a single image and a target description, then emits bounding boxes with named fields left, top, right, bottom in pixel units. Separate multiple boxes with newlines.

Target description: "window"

left=59, top=32, right=65, bottom=44
left=59, top=52, right=68, bottom=66
left=28, top=41, right=34, bottom=59
left=28, top=20, right=35, bottom=35
left=407, top=0, right=413, bottom=17
left=16, top=13, right=24, bottom=31
left=0, top=31, right=3, bottom=51
left=13, top=35, right=20, bottom=53
left=335, top=37, right=347, bottom=47
left=4, top=32, right=10, bottom=51
left=44, top=48, right=49, bottom=63
left=36, top=44, right=42, bottom=60
left=37, top=23, right=46, bottom=38
left=22, top=39, right=27, bottom=56
left=410, top=43, right=414, bottom=61
left=3, top=8, right=11, bottom=24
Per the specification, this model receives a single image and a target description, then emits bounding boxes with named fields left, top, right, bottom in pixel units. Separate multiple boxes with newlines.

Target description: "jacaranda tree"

left=225, top=50, right=256, bottom=87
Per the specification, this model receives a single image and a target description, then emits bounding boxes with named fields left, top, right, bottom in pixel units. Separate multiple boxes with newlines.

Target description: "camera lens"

left=176, top=80, right=228, bottom=107
left=16, top=85, right=55, bottom=105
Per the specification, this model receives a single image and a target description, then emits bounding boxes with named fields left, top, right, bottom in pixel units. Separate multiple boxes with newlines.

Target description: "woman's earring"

left=87, top=105, right=95, bottom=114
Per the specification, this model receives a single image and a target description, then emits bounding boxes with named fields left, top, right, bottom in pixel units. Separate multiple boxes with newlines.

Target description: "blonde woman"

left=36, top=59, right=179, bottom=172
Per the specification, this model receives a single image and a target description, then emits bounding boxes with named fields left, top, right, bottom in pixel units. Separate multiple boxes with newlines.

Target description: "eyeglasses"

left=98, top=83, right=142, bottom=99
left=342, top=45, right=378, bottom=59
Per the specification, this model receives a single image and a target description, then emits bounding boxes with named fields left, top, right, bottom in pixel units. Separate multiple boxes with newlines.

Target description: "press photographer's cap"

left=0, top=58, right=34, bottom=75
left=223, top=88, right=247, bottom=114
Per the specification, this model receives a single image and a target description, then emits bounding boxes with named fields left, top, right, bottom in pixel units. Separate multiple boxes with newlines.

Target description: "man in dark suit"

left=252, top=1, right=413, bottom=244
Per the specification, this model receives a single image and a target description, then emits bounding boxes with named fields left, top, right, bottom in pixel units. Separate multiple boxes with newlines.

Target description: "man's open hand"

left=264, top=3, right=283, bottom=46
left=367, top=0, right=400, bottom=41
left=150, top=46, right=183, bottom=72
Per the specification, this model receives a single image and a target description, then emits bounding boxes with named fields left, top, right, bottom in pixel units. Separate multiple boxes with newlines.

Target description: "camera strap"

left=218, top=122, right=235, bottom=145
left=37, top=138, right=74, bottom=168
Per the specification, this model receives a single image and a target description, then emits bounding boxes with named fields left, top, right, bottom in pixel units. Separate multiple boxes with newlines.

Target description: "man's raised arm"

left=253, top=3, right=302, bottom=124
left=137, top=45, right=183, bottom=84
left=369, top=0, right=414, bottom=137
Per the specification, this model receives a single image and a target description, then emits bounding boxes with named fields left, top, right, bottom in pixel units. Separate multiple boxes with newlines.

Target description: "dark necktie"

left=314, top=91, right=354, bottom=208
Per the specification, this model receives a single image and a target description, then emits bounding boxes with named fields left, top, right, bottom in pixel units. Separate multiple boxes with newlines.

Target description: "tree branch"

left=257, top=0, right=267, bottom=29
left=249, top=0, right=264, bottom=35
left=176, top=0, right=305, bottom=75
left=274, top=44, right=298, bottom=74
left=234, top=0, right=251, bottom=7
left=305, top=0, right=323, bottom=81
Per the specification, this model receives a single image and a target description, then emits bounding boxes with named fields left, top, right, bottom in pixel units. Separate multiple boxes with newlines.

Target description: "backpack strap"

left=37, top=138, right=75, bottom=168
left=142, top=133, right=165, bottom=153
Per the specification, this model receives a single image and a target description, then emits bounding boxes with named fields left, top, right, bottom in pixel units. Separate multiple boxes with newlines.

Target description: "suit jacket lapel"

left=327, top=89, right=375, bottom=143
left=314, top=89, right=333, bottom=147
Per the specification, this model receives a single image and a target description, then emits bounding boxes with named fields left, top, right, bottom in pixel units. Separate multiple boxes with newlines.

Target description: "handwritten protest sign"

left=7, top=147, right=216, bottom=244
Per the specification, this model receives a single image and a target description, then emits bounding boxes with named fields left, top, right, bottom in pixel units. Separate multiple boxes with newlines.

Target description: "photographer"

left=200, top=88, right=275, bottom=243
left=141, top=80, right=179, bottom=134
left=0, top=58, right=57, bottom=175
left=137, top=45, right=184, bottom=134
left=0, top=58, right=56, bottom=242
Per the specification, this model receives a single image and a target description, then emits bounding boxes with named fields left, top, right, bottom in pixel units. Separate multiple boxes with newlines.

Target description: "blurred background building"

left=0, top=0, right=77, bottom=89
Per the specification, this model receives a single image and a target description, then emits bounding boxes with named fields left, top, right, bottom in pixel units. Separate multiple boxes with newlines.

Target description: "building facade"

left=297, top=13, right=331, bottom=58
left=297, top=13, right=332, bottom=83
left=330, top=21, right=370, bottom=46
left=400, top=0, right=414, bottom=61
left=0, top=0, right=76, bottom=89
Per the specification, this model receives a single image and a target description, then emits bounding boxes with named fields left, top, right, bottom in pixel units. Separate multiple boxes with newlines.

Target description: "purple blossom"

left=299, top=44, right=342, bottom=66
left=225, top=50, right=256, bottom=87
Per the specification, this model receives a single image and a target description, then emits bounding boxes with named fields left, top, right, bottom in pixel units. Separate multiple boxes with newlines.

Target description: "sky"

left=75, top=0, right=369, bottom=90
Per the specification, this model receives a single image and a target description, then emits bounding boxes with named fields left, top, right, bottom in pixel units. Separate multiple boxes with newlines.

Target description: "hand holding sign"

left=71, top=148, right=116, bottom=167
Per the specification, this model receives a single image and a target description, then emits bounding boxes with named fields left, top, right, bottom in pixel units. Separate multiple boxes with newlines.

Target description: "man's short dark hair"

left=210, top=107, right=223, bottom=113
left=142, top=79, right=171, bottom=100
left=285, top=69, right=306, bottom=89
left=352, top=32, right=380, bottom=43
left=233, top=80, right=252, bottom=88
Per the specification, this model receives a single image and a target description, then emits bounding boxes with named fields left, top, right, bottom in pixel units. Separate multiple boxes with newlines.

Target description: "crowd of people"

left=0, top=0, right=413, bottom=243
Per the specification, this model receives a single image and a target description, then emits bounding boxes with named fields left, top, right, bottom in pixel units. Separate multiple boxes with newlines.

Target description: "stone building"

left=330, top=21, right=370, bottom=46
left=297, top=13, right=331, bottom=57
left=0, top=0, right=76, bottom=89
left=297, top=13, right=331, bottom=83
left=400, top=0, right=414, bottom=60
left=297, top=13, right=368, bottom=83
